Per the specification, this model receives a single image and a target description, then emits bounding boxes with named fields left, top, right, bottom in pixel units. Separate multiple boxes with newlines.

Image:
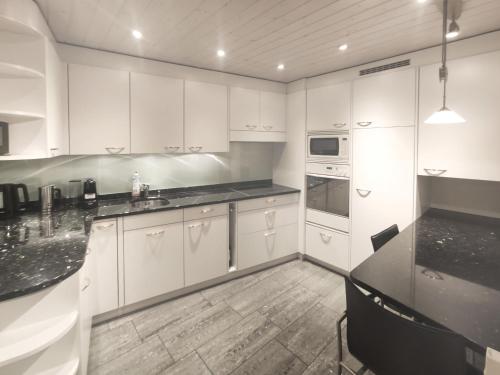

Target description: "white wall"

left=273, top=79, right=306, bottom=252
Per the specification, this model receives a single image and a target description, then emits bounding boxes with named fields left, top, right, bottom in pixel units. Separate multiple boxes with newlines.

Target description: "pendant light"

left=425, top=0, right=465, bottom=124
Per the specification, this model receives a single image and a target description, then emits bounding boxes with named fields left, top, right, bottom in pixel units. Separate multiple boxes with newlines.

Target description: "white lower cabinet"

left=87, top=219, right=119, bottom=316
left=184, top=214, right=228, bottom=286
left=306, top=224, right=349, bottom=271
left=124, top=223, right=184, bottom=305
left=79, top=260, right=92, bottom=375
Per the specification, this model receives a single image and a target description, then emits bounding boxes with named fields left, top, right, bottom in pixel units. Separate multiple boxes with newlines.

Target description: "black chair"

left=371, top=224, right=399, bottom=252
left=336, top=278, right=468, bottom=375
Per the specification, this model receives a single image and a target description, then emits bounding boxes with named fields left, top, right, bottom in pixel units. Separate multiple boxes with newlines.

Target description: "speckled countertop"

left=0, top=181, right=299, bottom=303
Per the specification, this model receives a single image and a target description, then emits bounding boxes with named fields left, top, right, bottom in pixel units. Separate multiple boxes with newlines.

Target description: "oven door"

left=306, top=175, right=349, bottom=218
left=308, top=136, right=340, bottom=160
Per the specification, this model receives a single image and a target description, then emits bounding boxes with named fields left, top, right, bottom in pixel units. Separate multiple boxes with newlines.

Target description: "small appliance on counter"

left=81, top=178, right=98, bottom=209
left=0, top=183, right=30, bottom=219
left=0, top=122, right=9, bottom=155
left=39, top=185, right=62, bottom=213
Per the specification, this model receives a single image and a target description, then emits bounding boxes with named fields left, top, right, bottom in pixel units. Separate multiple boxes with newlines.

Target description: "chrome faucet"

left=140, top=183, right=150, bottom=199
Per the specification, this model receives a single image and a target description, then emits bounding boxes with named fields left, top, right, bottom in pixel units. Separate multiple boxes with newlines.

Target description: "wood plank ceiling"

left=35, top=0, right=500, bottom=82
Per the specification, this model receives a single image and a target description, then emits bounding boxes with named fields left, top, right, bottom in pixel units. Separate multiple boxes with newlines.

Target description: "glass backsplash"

left=0, top=143, right=273, bottom=199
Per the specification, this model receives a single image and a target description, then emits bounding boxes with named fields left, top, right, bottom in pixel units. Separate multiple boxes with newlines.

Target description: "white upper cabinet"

left=260, top=91, right=286, bottom=132
left=353, top=68, right=416, bottom=128
left=130, top=72, right=184, bottom=154
left=307, top=81, right=350, bottom=131
left=230, top=87, right=260, bottom=131
left=418, top=51, right=500, bottom=182
left=69, top=64, right=130, bottom=155
left=185, top=80, right=228, bottom=153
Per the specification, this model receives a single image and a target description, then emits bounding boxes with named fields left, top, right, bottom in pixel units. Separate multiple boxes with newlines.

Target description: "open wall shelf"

left=0, top=110, right=45, bottom=123
left=0, top=61, right=44, bottom=79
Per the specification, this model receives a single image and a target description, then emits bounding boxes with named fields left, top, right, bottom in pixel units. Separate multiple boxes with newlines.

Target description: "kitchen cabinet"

left=351, top=127, right=414, bottom=269
left=260, top=91, right=286, bottom=132
left=87, top=219, right=119, bottom=315
left=184, top=204, right=228, bottom=286
left=130, top=72, right=184, bottom=154
left=418, top=50, right=500, bottom=181
left=124, top=222, right=184, bottom=305
left=229, top=87, right=260, bottom=131
left=69, top=64, right=130, bottom=155
left=307, top=82, right=350, bottom=131
left=353, top=68, right=416, bottom=128
left=305, top=224, right=349, bottom=271
left=79, top=257, right=92, bottom=375
left=185, top=80, right=228, bottom=153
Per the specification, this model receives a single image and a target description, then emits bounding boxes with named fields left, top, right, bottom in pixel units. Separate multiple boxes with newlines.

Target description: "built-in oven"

left=306, top=162, right=350, bottom=232
left=307, top=132, right=349, bottom=163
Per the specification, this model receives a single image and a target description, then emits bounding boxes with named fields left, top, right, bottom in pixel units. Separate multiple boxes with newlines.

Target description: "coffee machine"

left=81, top=178, right=98, bottom=209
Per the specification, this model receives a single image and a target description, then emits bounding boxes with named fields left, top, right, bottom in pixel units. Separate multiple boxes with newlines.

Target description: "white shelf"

left=0, top=16, right=42, bottom=37
left=0, top=311, right=78, bottom=367
left=0, top=62, right=44, bottom=79
left=0, top=110, right=44, bottom=123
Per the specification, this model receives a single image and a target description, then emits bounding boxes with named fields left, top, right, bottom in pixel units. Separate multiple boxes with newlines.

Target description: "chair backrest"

left=371, top=224, right=399, bottom=252
left=345, top=279, right=467, bottom=375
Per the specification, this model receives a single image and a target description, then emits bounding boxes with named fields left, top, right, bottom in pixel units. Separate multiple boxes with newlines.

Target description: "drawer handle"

left=165, top=146, right=181, bottom=152
left=357, top=121, right=372, bottom=127
left=95, top=223, right=114, bottom=230
left=146, top=230, right=165, bottom=237
left=263, top=125, right=273, bottom=131
left=189, top=146, right=202, bottom=152
left=201, top=207, right=213, bottom=214
left=356, top=189, right=372, bottom=197
left=332, top=123, right=347, bottom=128
left=320, top=232, right=332, bottom=242
left=266, top=198, right=276, bottom=204
left=188, top=222, right=210, bottom=229
left=264, top=231, right=276, bottom=237
left=423, top=168, right=447, bottom=176
left=105, top=147, right=125, bottom=154
left=81, top=277, right=91, bottom=292
left=245, top=124, right=257, bottom=130
left=86, top=247, right=92, bottom=256
left=264, top=210, right=276, bottom=216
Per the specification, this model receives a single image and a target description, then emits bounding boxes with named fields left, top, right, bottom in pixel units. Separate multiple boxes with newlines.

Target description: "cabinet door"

left=69, top=64, right=130, bottom=155
left=184, top=215, right=228, bottom=286
left=124, top=223, right=184, bottom=305
left=351, top=127, right=414, bottom=269
left=260, top=91, right=286, bottom=132
left=307, top=82, right=350, bottom=131
left=185, top=80, right=228, bottom=153
left=87, top=219, right=119, bottom=315
left=131, top=72, right=184, bottom=154
left=79, top=258, right=92, bottom=375
left=306, top=224, right=349, bottom=271
left=230, top=87, right=260, bottom=131
left=418, top=51, right=500, bottom=181
left=353, top=68, right=415, bottom=128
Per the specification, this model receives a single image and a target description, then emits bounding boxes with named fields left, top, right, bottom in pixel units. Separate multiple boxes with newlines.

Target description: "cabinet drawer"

left=306, top=224, right=349, bottom=271
left=237, top=203, right=298, bottom=235
left=184, top=203, right=228, bottom=221
left=237, top=223, right=298, bottom=270
left=237, top=193, right=299, bottom=212
left=123, top=209, right=183, bottom=231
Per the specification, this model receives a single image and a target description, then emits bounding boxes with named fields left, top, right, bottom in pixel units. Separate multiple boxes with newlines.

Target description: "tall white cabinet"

left=69, top=64, right=130, bottom=155
left=307, top=81, right=350, bottom=131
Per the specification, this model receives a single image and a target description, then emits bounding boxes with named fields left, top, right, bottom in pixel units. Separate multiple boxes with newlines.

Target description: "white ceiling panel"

left=35, top=0, right=500, bottom=82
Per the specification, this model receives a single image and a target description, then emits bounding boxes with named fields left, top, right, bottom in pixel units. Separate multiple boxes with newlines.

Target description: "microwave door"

left=310, top=137, right=339, bottom=157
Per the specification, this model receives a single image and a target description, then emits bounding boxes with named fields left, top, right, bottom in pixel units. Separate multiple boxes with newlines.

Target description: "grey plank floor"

left=89, top=260, right=371, bottom=375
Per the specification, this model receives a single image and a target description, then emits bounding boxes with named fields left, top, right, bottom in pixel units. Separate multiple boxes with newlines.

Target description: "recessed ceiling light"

left=277, top=64, right=285, bottom=70
left=132, top=29, right=143, bottom=39
left=217, top=49, right=226, bottom=57
left=338, top=44, right=348, bottom=51
left=417, top=0, right=427, bottom=3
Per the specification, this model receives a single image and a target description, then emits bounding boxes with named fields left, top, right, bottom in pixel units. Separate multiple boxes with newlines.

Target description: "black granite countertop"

left=0, top=181, right=299, bottom=303
left=351, top=208, right=500, bottom=351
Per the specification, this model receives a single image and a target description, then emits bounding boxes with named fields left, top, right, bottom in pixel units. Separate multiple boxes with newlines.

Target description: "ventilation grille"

left=359, top=59, right=411, bottom=76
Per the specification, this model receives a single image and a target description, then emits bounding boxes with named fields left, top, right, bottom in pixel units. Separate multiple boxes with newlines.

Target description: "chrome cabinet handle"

left=105, top=147, right=125, bottom=154
left=188, top=146, right=202, bottom=152
left=264, top=231, right=276, bottom=237
left=188, top=221, right=209, bottom=229
left=95, top=222, right=114, bottom=230
left=264, top=210, right=276, bottom=216
left=320, top=232, right=332, bottom=242
left=332, top=123, right=347, bottom=128
left=164, top=146, right=181, bottom=152
left=356, top=189, right=372, bottom=197
left=266, top=198, right=276, bottom=204
left=357, top=121, right=372, bottom=127
left=86, top=247, right=92, bottom=256
left=263, top=125, right=273, bottom=130
left=423, top=168, right=447, bottom=176
left=201, top=207, right=213, bottom=214
left=146, top=229, right=165, bottom=237
left=245, top=124, right=257, bottom=130
left=81, top=277, right=91, bottom=292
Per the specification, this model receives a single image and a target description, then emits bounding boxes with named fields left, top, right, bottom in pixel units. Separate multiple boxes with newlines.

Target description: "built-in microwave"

left=307, top=132, right=349, bottom=163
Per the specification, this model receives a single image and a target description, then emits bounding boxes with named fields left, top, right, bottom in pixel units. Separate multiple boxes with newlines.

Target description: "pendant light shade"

left=426, top=0, right=465, bottom=125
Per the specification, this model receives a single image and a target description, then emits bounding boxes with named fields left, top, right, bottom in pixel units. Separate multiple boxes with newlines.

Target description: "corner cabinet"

left=68, top=64, right=130, bottom=155
left=307, top=81, right=350, bottom=131
left=185, top=80, right=228, bottom=153
left=418, top=50, right=500, bottom=182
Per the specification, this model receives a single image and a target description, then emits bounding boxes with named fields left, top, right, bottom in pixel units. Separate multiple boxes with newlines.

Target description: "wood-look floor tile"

left=277, top=303, right=338, bottom=365
left=201, top=273, right=259, bottom=304
left=158, top=301, right=242, bottom=361
left=299, top=267, right=344, bottom=297
left=320, top=282, right=346, bottom=315
left=258, top=284, right=320, bottom=329
left=132, top=292, right=212, bottom=339
left=161, top=351, right=211, bottom=375
left=225, top=275, right=291, bottom=317
left=231, top=340, right=306, bottom=375
left=89, top=321, right=141, bottom=371
left=197, top=311, right=281, bottom=375
left=90, top=336, right=173, bottom=375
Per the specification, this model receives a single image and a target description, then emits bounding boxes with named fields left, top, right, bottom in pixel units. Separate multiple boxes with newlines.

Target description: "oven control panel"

left=306, top=162, right=350, bottom=178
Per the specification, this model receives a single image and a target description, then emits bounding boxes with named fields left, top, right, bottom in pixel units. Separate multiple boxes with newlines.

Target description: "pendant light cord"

left=441, top=0, right=448, bottom=108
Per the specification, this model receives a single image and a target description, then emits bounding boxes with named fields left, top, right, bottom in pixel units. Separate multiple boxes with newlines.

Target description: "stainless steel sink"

left=130, top=197, right=170, bottom=209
